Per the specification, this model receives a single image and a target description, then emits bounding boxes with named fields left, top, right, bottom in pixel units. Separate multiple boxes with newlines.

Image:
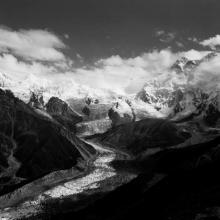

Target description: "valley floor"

left=0, top=140, right=136, bottom=220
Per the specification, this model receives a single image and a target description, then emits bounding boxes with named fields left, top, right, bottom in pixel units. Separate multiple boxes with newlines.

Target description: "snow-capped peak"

left=136, top=52, right=220, bottom=123
left=171, top=56, right=189, bottom=72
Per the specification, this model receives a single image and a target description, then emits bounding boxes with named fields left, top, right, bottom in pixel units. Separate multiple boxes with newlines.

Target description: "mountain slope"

left=0, top=89, right=96, bottom=195
left=88, top=118, right=191, bottom=157
left=45, top=96, right=83, bottom=132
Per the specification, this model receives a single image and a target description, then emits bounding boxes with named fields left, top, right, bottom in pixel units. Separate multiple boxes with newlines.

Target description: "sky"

left=0, top=0, right=220, bottom=95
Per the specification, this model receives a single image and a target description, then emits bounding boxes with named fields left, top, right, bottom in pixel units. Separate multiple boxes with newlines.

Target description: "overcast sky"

left=0, top=0, right=220, bottom=94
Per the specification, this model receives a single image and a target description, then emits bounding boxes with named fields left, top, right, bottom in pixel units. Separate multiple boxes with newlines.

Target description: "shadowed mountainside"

left=0, top=89, right=96, bottom=195
left=87, top=118, right=191, bottom=157
left=45, top=96, right=83, bottom=132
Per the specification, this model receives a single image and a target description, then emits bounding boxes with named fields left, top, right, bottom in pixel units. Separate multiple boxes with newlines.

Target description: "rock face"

left=170, top=56, right=199, bottom=75
left=68, top=98, right=111, bottom=121
left=28, top=91, right=44, bottom=109
left=45, top=97, right=83, bottom=132
left=203, top=91, right=220, bottom=126
left=108, top=99, right=135, bottom=127
left=170, top=52, right=217, bottom=74
left=137, top=84, right=220, bottom=126
left=0, top=89, right=95, bottom=194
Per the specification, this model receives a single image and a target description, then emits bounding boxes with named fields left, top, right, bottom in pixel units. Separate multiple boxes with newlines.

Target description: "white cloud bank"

left=0, top=27, right=66, bottom=61
left=0, top=25, right=219, bottom=97
left=200, top=35, right=220, bottom=50
left=0, top=53, right=57, bottom=80
left=75, top=49, right=212, bottom=94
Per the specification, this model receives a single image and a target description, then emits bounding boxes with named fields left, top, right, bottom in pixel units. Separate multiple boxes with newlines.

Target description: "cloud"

left=73, top=49, right=213, bottom=95
left=192, top=53, right=220, bottom=90
left=64, top=34, right=69, bottom=39
left=0, top=25, right=216, bottom=97
left=73, top=50, right=179, bottom=94
left=155, top=30, right=165, bottom=37
left=200, top=35, right=220, bottom=50
left=0, top=47, right=212, bottom=96
left=188, top=37, right=199, bottom=43
left=0, top=27, right=66, bottom=61
left=0, top=53, right=57, bottom=80
left=181, top=49, right=210, bottom=60
left=76, top=53, right=83, bottom=60
left=176, top=41, right=184, bottom=48
left=155, top=30, right=176, bottom=43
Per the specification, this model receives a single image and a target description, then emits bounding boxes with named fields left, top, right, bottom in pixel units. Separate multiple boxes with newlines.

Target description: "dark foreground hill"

left=52, top=122, right=220, bottom=220
left=0, top=89, right=96, bottom=195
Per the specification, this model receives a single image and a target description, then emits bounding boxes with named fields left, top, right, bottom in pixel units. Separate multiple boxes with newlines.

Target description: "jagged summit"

left=170, top=52, right=217, bottom=75
left=136, top=52, right=220, bottom=124
left=171, top=56, right=192, bottom=72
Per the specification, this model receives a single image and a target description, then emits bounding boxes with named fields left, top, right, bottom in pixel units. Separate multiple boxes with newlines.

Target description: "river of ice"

left=0, top=141, right=126, bottom=220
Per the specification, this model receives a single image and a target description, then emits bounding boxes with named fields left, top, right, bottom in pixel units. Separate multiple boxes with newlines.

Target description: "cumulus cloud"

left=73, top=50, right=182, bottom=94
left=155, top=30, right=165, bottom=37
left=0, top=27, right=66, bottom=61
left=192, top=53, right=220, bottom=90
left=8, top=49, right=176, bottom=96
left=176, top=41, right=184, bottom=48
left=155, top=30, right=176, bottom=43
left=0, top=47, right=212, bottom=96
left=0, top=53, right=58, bottom=80
left=200, top=35, right=220, bottom=50
left=188, top=37, right=199, bottom=43
left=61, top=48, right=216, bottom=97
left=0, top=25, right=217, bottom=97
left=181, top=49, right=210, bottom=60
left=64, top=34, right=69, bottom=39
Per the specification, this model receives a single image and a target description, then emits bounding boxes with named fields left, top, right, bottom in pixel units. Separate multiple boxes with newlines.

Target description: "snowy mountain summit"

left=136, top=52, right=220, bottom=125
left=1, top=52, right=220, bottom=127
left=171, top=52, right=217, bottom=74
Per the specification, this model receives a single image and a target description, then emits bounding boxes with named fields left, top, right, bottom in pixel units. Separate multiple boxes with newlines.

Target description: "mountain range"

left=1, top=52, right=220, bottom=128
left=1, top=52, right=220, bottom=219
